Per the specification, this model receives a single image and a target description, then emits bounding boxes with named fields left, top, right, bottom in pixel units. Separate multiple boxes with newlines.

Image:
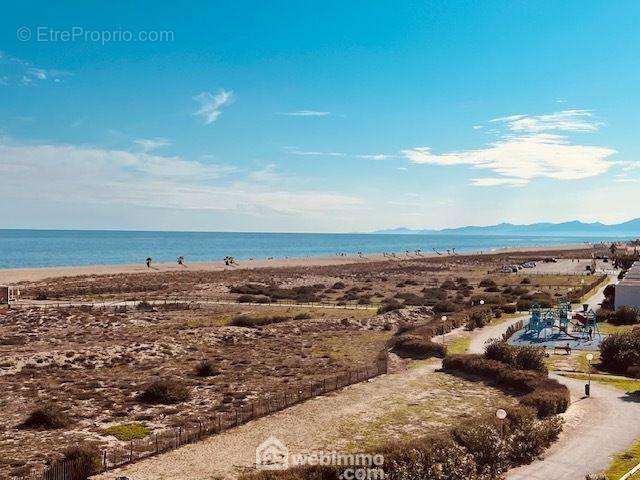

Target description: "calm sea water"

left=0, top=229, right=630, bottom=269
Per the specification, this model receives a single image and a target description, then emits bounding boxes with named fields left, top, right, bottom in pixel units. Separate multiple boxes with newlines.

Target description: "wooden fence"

left=23, top=356, right=388, bottom=480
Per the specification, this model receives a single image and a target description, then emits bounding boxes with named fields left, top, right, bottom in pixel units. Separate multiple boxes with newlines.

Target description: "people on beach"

left=145, top=257, right=152, bottom=268
left=177, top=256, right=185, bottom=266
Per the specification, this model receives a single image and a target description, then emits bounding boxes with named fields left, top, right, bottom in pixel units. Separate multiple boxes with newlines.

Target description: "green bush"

left=103, top=423, right=151, bottom=441
left=465, top=307, right=492, bottom=331
left=443, top=354, right=568, bottom=417
left=609, top=306, right=640, bottom=325
left=600, top=327, right=640, bottom=373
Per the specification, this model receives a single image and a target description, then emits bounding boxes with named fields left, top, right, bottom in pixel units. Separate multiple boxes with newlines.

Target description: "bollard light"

left=496, top=409, right=507, bottom=420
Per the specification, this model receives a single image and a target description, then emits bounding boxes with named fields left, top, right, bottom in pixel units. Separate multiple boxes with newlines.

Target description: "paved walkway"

left=478, top=275, right=640, bottom=480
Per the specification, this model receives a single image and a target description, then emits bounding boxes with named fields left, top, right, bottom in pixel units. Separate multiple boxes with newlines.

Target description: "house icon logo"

left=256, top=435, right=289, bottom=470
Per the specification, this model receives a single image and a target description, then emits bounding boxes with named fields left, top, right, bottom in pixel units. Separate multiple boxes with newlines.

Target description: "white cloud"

left=134, top=138, right=171, bottom=152
left=356, top=154, right=389, bottom=160
left=0, top=51, right=69, bottom=86
left=280, top=110, right=330, bottom=117
left=285, top=147, right=391, bottom=160
left=470, top=177, right=529, bottom=187
left=472, top=125, right=483, bottom=130
left=490, top=109, right=601, bottom=133
left=285, top=147, right=347, bottom=157
left=193, top=89, right=234, bottom=124
left=614, top=174, right=640, bottom=184
left=0, top=139, right=362, bottom=217
left=402, top=109, right=616, bottom=187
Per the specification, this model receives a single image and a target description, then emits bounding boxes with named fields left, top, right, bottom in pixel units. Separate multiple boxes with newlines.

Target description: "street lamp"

left=441, top=315, right=447, bottom=346
left=496, top=408, right=507, bottom=435
left=480, top=300, right=485, bottom=305
left=585, top=353, right=594, bottom=397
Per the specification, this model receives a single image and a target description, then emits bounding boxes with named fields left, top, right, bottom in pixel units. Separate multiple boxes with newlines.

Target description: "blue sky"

left=1, top=1, right=639, bottom=232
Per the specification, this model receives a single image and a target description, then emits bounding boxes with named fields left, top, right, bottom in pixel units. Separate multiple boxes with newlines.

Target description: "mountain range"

left=373, top=219, right=640, bottom=237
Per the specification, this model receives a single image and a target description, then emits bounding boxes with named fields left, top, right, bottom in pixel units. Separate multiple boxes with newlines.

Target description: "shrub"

left=609, top=306, right=640, bottom=325
left=230, top=315, right=290, bottom=327
left=194, top=359, right=219, bottom=377
left=378, top=299, right=403, bottom=314
left=452, top=422, right=508, bottom=477
left=393, top=335, right=446, bottom=359
left=103, top=423, right=151, bottom=441
left=520, top=277, right=532, bottom=285
left=441, top=279, right=456, bottom=290
left=465, top=307, right=492, bottom=331
left=432, top=300, right=459, bottom=314
left=331, top=281, right=346, bottom=289
left=138, top=379, right=190, bottom=404
left=18, top=404, right=69, bottom=430
left=60, top=445, right=102, bottom=480
left=627, top=365, right=640, bottom=378
left=502, top=304, right=517, bottom=314
left=600, top=328, right=640, bottom=372
left=293, top=312, right=312, bottom=320
left=443, top=354, right=568, bottom=417
left=484, top=341, right=515, bottom=365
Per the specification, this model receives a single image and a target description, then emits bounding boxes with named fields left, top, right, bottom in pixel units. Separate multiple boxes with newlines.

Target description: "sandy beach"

left=0, top=243, right=592, bottom=284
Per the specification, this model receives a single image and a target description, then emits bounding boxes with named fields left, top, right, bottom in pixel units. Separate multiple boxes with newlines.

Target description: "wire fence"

left=21, top=355, right=388, bottom=480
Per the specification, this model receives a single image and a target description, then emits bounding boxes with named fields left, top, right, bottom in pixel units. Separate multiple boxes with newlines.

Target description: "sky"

left=1, top=0, right=639, bottom=233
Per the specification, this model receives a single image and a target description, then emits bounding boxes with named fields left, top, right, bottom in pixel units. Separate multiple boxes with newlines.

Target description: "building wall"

left=615, top=284, right=640, bottom=310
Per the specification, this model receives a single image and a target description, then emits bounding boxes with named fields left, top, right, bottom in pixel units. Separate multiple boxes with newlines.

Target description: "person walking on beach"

left=177, top=256, right=185, bottom=267
left=145, top=257, right=152, bottom=268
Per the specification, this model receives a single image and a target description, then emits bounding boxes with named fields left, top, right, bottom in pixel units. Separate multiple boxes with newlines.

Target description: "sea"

left=0, top=229, right=632, bottom=270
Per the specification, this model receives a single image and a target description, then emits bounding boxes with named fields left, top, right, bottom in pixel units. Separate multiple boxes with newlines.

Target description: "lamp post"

left=496, top=408, right=507, bottom=436
left=441, top=315, right=447, bottom=346
left=585, top=353, right=594, bottom=397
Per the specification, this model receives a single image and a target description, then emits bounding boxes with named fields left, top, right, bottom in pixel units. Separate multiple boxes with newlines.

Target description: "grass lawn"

left=558, top=372, right=640, bottom=395
left=598, top=322, right=636, bottom=335
left=447, top=336, right=471, bottom=355
left=604, top=437, right=640, bottom=479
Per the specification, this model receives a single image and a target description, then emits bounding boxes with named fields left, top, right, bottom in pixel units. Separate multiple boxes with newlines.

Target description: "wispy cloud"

left=402, top=109, right=615, bottom=187
left=193, top=89, right=234, bottom=124
left=490, top=109, right=602, bottom=133
left=134, top=138, right=171, bottom=152
left=470, top=177, right=529, bottom=187
left=280, top=110, right=330, bottom=117
left=0, top=139, right=362, bottom=217
left=285, top=147, right=392, bottom=160
left=0, top=50, right=69, bottom=86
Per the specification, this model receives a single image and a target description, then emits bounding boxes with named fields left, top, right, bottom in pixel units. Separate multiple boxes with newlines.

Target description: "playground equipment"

left=525, top=298, right=599, bottom=341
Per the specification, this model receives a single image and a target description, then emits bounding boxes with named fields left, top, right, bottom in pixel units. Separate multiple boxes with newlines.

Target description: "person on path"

left=145, top=257, right=152, bottom=268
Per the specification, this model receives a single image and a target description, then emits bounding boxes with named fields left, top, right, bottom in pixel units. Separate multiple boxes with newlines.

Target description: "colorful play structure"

left=525, top=298, right=600, bottom=341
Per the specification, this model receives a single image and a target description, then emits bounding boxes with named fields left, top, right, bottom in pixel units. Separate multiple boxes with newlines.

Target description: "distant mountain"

left=373, top=218, right=640, bottom=237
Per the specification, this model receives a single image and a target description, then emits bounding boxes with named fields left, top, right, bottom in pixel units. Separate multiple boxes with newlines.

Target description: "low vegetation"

left=18, top=404, right=69, bottom=430
left=103, top=423, right=151, bottom=441
left=242, top=405, right=561, bottom=480
left=137, top=379, right=191, bottom=405
left=444, top=342, right=568, bottom=418
left=392, top=334, right=446, bottom=359
left=599, top=327, right=640, bottom=374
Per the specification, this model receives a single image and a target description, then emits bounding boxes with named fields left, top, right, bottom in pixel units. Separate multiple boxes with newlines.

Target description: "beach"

left=0, top=242, right=591, bottom=284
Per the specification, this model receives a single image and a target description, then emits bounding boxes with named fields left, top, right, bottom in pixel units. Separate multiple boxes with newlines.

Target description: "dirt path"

left=93, top=354, right=511, bottom=480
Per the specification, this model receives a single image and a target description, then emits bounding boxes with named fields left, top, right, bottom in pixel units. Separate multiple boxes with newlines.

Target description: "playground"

left=508, top=299, right=604, bottom=351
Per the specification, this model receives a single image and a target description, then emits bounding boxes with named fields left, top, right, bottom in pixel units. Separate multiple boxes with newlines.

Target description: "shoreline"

left=0, top=243, right=593, bottom=284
